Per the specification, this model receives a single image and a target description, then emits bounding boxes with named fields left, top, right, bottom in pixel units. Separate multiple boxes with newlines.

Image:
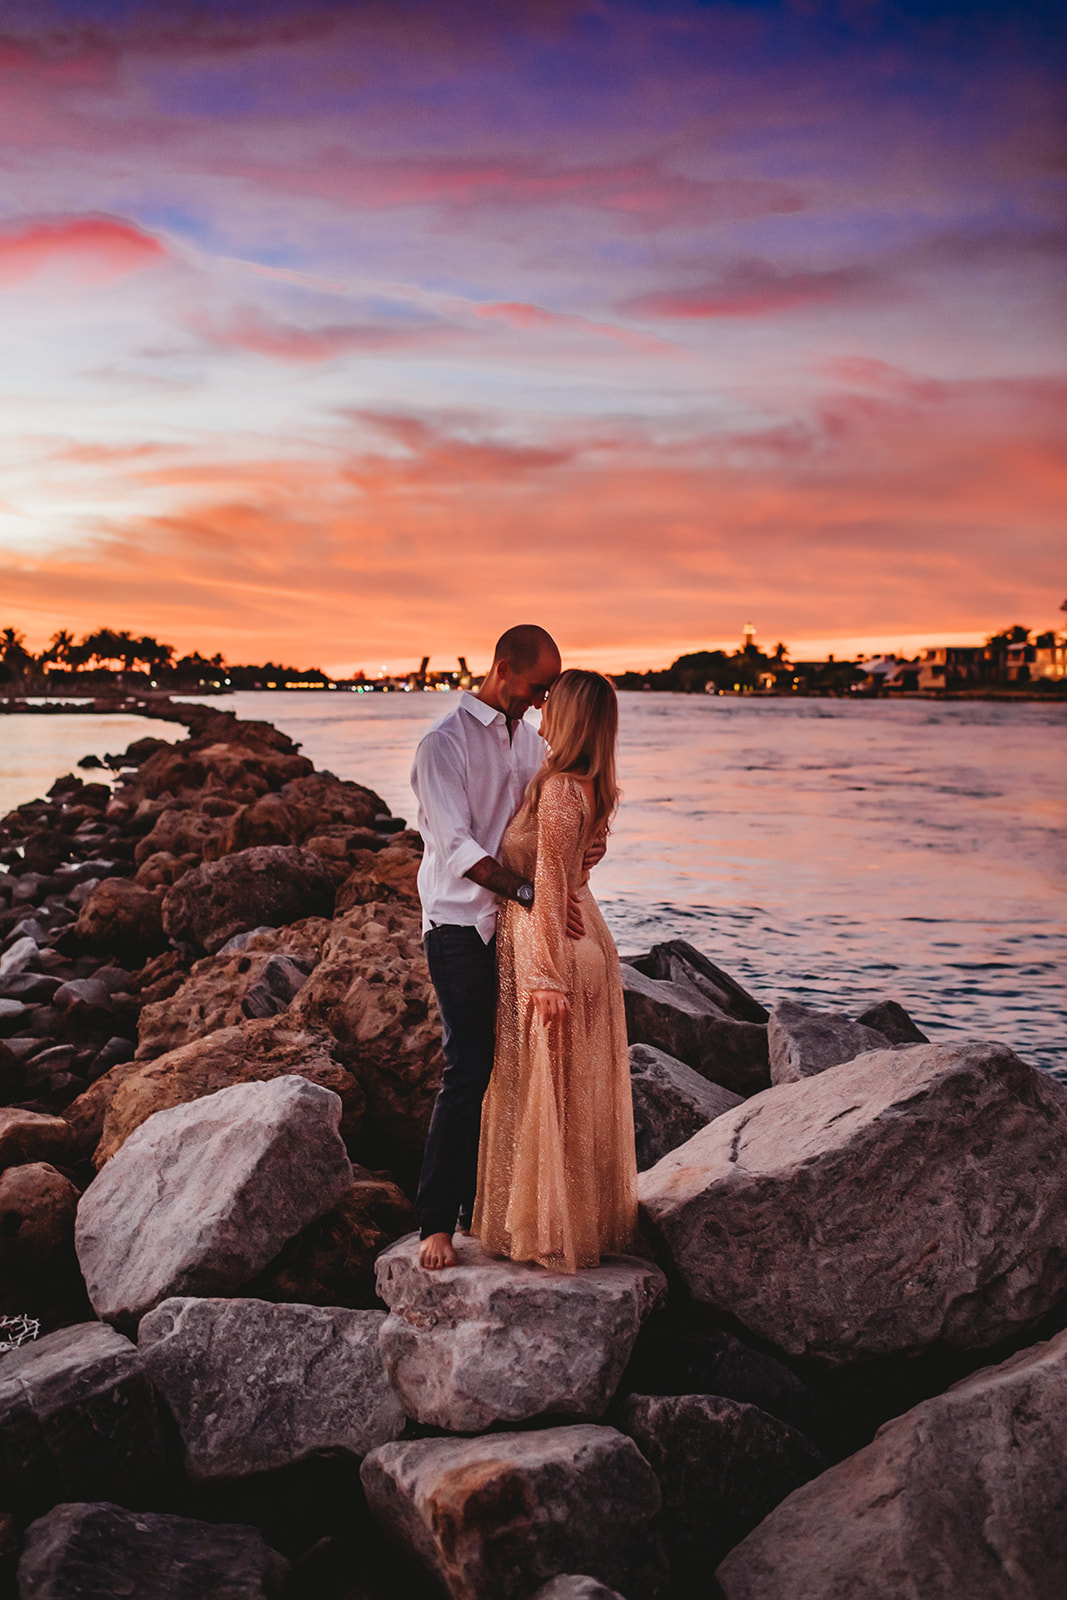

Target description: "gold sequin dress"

left=472, top=773, right=638, bottom=1272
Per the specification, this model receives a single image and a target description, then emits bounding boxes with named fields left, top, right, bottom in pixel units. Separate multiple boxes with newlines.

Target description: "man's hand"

left=583, top=834, right=607, bottom=873
left=566, top=891, right=585, bottom=940
left=531, top=989, right=569, bottom=1026
left=465, top=855, right=525, bottom=900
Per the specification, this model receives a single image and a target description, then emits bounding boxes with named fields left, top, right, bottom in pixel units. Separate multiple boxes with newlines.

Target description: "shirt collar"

left=460, top=690, right=505, bottom=727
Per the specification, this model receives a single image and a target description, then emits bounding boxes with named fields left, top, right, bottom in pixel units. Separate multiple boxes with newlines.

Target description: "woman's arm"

left=523, top=777, right=586, bottom=1022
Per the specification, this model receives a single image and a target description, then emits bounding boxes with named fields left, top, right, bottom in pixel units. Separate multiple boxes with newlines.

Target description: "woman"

left=472, top=669, right=638, bottom=1272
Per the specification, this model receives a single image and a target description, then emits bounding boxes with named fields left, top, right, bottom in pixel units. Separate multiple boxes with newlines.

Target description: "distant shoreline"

left=2, top=685, right=1065, bottom=717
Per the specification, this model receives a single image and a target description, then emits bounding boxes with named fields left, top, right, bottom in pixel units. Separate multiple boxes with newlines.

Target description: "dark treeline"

left=0, top=627, right=339, bottom=692
left=2, top=619, right=1062, bottom=698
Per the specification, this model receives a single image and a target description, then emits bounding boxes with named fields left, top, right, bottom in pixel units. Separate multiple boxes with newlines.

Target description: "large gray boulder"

left=162, top=845, right=334, bottom=955
left=624, top=942, right=768, bottom=1024
left=716, top=1324, right=1067, bottom=1600
left=138, top=1297, right=404, bottom=1479
left=375, top=1233, right=666, bottom=1431
left=620, top=964, right=769, bottom=1097
left=618, top=1393, right=825, bottom=1580
left=75, top=1076, right=353, bottom=1328
left=639, top=1041, right=1067, bottom=1366
left=18, top=1501, right=287, bottom=1599
left=629, top=1043, right=743, bottom=1169
left=768, top=998, right=889, bottom=1084
left=361, top=1425, right=668, bottom=1599
left=0, top=1323, right=165, bottom=1518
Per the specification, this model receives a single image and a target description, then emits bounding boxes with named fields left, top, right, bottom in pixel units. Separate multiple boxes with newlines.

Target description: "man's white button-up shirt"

left=410, top=691, right=545, bottom=942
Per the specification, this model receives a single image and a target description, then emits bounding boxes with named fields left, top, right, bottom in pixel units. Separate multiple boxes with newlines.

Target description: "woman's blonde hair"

left=520, top=668, right=620, bottom=839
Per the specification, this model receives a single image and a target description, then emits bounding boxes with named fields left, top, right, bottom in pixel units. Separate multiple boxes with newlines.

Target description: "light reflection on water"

left=3, top=690, right=1064, bottom=1079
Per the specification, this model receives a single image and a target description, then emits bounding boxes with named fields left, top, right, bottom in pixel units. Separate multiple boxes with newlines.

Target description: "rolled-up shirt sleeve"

left=412, top=730, right=492, bottom=881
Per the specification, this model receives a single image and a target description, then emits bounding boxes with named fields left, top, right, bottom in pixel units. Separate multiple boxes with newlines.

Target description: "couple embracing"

left=412, top=624, right=638, bottom=1274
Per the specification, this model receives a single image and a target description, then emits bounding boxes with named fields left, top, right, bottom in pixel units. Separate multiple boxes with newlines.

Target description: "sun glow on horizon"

left=1, top=1, right=1063, bottom=663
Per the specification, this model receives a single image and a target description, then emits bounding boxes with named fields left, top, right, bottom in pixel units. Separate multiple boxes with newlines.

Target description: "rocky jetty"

left=1, top=707, right=1065, bottom=1598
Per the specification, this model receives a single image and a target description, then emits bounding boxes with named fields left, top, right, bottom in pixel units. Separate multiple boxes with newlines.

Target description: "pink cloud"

left=345, top=412, right=575, bottom=480
left=258, top=150, right=803, bottom=224
left=0, top=215, right=167, bottom=287
left=188, top=307, right=431, bottom=363
left=624, top=260, right=877, bottom=319
left=472, top=299, right=676, bottom=354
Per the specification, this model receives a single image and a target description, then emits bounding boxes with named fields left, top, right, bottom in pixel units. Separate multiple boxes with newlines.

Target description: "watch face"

left=518, top=883, right=534, bottom=905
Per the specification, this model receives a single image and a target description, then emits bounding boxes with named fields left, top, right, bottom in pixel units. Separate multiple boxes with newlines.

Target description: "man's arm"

left=464, top=855, right=527, bottom=901
left=465, top=855, right=586, bottom=939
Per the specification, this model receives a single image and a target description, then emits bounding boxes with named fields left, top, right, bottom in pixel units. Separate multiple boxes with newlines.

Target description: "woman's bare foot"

left=418, top=1232, right=458, bottom=1270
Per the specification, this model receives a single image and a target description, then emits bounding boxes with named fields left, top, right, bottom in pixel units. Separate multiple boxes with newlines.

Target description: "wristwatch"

left=516, top=880, right=535, bottom=908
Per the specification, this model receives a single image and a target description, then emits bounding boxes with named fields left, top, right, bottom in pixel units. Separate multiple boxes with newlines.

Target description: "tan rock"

left=133, top=807, right=231, bottom=866
left=125, top=949, right=191, bottom=1007
left=129, top=738, right=312, bottom=804
left=162, top=844, right=334, bottom=954
left=300, top=833, right=360, bottom=886
left=214, top=771, right=387, bottom=855
left=289, top=901, right=444, bottom=1151
left=62, top=1061, right=142, bottom=1156
left=134, top=849, right=198, bottom=889
left=136, top=950, right=310, bottom=1059
left=94, top=1015, right=363, bottom=1166
left=335, top=846, right=421, bottom=912
left=227, top=917, right=332, bottom=968
left=0, top=1161, right=79, bottom=1284
left=74, top=878, right=167, bottom=958
left=0, top=1107, right=75, bottom=1171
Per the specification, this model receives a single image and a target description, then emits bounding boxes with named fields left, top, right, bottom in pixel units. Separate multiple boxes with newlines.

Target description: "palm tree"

left=40, top=629, right=76, bottom=670
left=138, top=635, right=175, bottom=674
left=0, top=627, right=34, bottom=678
left=113, top=631, right=141, bottom=673
left=83, top=628, right=124, bottom=670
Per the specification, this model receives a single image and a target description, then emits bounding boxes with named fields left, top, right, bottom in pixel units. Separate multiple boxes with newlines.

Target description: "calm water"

left=2, top=691, right=1064, bottom=1078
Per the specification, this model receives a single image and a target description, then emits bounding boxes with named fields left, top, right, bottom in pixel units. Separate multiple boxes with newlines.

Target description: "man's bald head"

left=478, top=624, right=561, bottom=721
left=492, top=624, right=560, bottom=675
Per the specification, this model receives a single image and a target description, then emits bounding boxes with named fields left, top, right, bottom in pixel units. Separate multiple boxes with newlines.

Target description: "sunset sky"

left=1, top=0, right=1063, bottom=676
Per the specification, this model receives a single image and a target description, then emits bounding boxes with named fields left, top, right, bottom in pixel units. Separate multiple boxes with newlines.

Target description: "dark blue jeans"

left=416, top=925, right=497, bottom=1240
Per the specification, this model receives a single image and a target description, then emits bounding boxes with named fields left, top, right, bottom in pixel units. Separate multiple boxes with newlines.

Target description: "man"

left=411, top=624, right=600, bottom=1270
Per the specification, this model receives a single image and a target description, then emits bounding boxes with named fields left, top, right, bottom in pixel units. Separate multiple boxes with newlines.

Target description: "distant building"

left=1008, top=632, right=1067, bottom=682
left=884, top=631, right=1066, bottom=691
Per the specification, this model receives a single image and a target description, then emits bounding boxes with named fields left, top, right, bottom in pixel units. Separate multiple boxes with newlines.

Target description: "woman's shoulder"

left=541, top=771, right=592, bottom=808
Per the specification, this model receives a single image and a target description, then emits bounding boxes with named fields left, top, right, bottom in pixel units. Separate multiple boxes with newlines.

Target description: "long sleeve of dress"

left=521, top=776, right=586, bottom=996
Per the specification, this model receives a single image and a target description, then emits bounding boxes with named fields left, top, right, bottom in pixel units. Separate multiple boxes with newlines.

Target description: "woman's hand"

left=530, top=989, right=570, bottom=1026
left=582, top=834, right=608, bottom=873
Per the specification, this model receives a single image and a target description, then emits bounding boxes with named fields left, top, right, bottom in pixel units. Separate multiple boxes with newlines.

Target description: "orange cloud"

left=0, top=215, right=168, bottom=288
left=3, top=376, right=1063, bottom=673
